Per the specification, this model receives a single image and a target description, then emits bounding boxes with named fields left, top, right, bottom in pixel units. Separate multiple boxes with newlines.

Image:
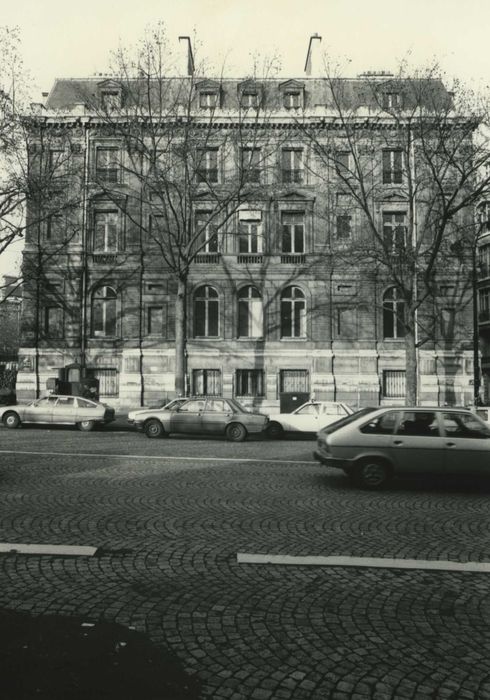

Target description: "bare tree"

left=300, top=62, right=490, bottom=404
left=80, top=24, right=283, bottom=396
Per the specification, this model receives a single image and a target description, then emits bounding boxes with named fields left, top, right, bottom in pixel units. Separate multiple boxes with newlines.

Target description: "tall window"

left=92, top=286, right=117, bottom=337
left=95, top=147, right=119, bottom=182
left=383, top=212, right=407, bottom=254
left=195, top=211, right=218, bottom=253
left=44, top=306, right=63, bottom=338
left=196, top=148, right=219, bottom=183
left=382, top=149, right=403, bottom=184
left=281, top=148, right=304, bottom=184
left=46, top=212, right=63, bottom=241
left=194, top=285, right=219, bottom=337
left=383, top=287, right=405, bottom=339
left=238, top=286, right=263, bottom=338
left=479, top=288, right=490, bottom=319
left=440, top=308, right=455, bottom=339
left=101, top=91, right=121, bottom=111
left=240, top=147, right=261, bottom=183
left=193, top=369, right=221, bottom=395
left=236, top=369, right=264, bottom=397
left=48, top=149, right=66, bottom=176
left=238, top=213, right=263, bottom=253
left=94, top=211, right=118, bottom=251
left=336, top=152, right=352, bottom=176
left=281, top=212, right=305, bottom=253
left=336, top=214, right=352, bottom=239
left=281, top=286, right=306, bottom=338
left=478, top=202, right=490, bottom=232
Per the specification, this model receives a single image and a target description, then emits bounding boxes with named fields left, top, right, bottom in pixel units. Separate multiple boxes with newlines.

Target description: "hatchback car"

left=133, top=397, right=268, bottom=441
left=314, top=406, right=490, bottom=488
left=0, top=394, right=115, bottom=431
left=267, top=400, right=354, bottom=438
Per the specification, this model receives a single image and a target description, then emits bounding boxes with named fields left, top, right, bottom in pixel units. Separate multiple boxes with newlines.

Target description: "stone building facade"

left=17, top=73, right=474, bottom=409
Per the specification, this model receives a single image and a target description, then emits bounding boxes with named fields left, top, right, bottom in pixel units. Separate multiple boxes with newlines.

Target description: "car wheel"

left=354, top=459, right=391, bottom=489
left=144, top=418, right=165, bottom=438
left=77, top=420, right=95, bottom=432
left=226, top=422, right=247, bottom=442
left=266, top=421, right=283, bottom=439
left=3, top=412, right=20, bottom=429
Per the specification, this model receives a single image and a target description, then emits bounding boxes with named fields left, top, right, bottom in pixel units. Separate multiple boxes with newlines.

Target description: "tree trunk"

left=405, top=324, right=418, bottom=406
left=174, top=276, right=187, bottom=397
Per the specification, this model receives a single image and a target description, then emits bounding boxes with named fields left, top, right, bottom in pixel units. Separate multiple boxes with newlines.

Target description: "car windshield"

left=318, top=407, right=377, bottom=434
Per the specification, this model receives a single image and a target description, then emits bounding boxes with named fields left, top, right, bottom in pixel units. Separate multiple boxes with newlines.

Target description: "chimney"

left=304, top=34, right=322, bottom=76
left=178, top=36, right=195, bottom=76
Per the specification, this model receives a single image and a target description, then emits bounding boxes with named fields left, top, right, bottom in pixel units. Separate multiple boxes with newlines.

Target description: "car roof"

left=373, top=406, right=473, bottom=413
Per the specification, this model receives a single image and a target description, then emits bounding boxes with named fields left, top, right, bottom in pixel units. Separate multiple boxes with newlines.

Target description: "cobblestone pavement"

left=1, top=426, right=490, bottom=699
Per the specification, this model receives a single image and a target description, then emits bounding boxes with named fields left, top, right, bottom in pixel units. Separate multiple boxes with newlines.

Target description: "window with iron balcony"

left=383, top=211, right=407, bottom=254
left=281, top=211, right=305, bottom=254
left=240, top=147, right=261, bottom=184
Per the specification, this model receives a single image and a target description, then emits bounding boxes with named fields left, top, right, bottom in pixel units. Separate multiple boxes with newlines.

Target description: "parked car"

left=0, top=394, right=115, bottom=431
left=127, top=397, right=188, bottom=425
left=314, top=406, right=490, bottom=489
left=266, top=400, right=354, bottom=438
left=133, top=397, right=268, bottom=442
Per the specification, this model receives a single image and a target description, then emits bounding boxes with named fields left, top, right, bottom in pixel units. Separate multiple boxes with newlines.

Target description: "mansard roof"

left=43, top=76, right=453, bottom=115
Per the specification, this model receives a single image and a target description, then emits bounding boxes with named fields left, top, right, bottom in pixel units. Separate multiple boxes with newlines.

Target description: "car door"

left=389, top=410, right=445, bottom=474
left=170, top=399, right=205, bottom=435
left=442, top=411, right=490, bottom=475
left=284, top=403, right=320, bottom=432
left=75, top=397, right=100, bottom=423
left=51, top=396, right=77, bottom=424
left=201, top=399, right=231, bottom=435
left=23, top=396, right=57, bottom=423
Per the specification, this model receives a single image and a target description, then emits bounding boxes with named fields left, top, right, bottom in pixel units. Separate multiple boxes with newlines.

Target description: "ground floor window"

left=236, top=369, right=265, bottom=397
left=89, top=368, right=119, bottom=397
left=382, top=369, right=405, bottom=398
left=192, top=369, right=221, bottom=396
left=279, top=369, right=309, bottom=393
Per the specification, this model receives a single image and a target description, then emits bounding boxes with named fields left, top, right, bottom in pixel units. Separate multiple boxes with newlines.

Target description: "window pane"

left=194, top=299, right=206, bottom=336
left=208, top=300, right=219, bottom=336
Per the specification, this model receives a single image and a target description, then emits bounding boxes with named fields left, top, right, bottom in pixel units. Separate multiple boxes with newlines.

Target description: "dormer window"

left=98, top=80, right=122, bottom=111
left=382, top=92, right=401, bottom=110
left=241, top=92, right=259, bottom=109
left=284, top=91, right=301, bottom=109
left=279, top=80, right=305, bottom=110
left=199, top=91, right=218, bottom=109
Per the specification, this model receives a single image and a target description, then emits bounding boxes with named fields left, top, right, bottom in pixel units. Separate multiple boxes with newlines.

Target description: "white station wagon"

left=267, top=400, right=354, bottom=438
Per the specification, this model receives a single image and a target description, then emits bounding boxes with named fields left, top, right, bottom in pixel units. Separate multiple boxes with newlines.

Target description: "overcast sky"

left=2, top=0, right=490, bottom=275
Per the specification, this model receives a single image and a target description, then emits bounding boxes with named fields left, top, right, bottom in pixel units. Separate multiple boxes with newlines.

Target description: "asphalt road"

left=1, top=423, right=490, bottom=699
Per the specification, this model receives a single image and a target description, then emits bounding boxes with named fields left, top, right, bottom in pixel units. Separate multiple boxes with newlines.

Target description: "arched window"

left=281, top=286, right=306, bottom=338
left=238, top=286, right=263, bottom=338
left=383, top=287, right=405, bottom=339
left=194, top=285, right=219, bottom=337
left=92, top=286, right=117, bottom=337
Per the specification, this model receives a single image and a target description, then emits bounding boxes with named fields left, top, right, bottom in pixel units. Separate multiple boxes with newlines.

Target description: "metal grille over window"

left=383, top=370, right=406, bottom=398
left=193, top=369, right=221, bottom=396
left=280, top=369, right=309, bottom=393
left=91, top=368, right=119, bottom=397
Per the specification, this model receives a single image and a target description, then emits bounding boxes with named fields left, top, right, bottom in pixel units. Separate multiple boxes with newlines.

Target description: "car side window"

left=321, top=404, right=342, bottom=415
left=296, top=404, right=319, bottom=415
left=77, top=398, right=95, bottom=408
left=443, top=412, right=490, bottom=439
left=360, top=411, right=399, bottom=435
left=179, top=400, right=205, bottom=413
left=206, top=400, right=226, bottom=412
left=55, top=397, right=75, bottom=407
left=397, top=411, right=439, bottom=437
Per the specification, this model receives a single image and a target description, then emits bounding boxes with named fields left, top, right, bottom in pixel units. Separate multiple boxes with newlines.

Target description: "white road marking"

left=0, top=449, right=316, bottom=465
left=0, top=542, right=97, bottom=556
left=237, top=553, right=490, bottom=572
